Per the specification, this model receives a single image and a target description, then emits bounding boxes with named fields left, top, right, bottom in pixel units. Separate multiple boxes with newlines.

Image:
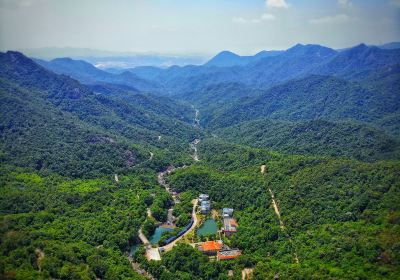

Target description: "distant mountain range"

left=35, top=57, right=162, bottom=93
left=17, top=47, right=208, bottom=68
left=2, top=41, right=399, bottom=164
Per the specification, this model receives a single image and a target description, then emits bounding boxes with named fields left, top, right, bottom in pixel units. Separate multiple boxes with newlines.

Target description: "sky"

left=0, top=0, right=399, bottom=55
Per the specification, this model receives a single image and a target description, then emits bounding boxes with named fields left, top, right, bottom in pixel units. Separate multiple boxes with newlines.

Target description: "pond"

left=129, top=244, right=140, bottom=257
left=197, top=219, right=218, bottom=236
left=149, top=226, right=174, bottom=245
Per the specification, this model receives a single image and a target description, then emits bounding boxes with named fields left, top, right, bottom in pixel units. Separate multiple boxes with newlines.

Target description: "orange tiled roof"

left=230, top=219, right=238, bottom=227
left=201, top=241, right=222, bottom=251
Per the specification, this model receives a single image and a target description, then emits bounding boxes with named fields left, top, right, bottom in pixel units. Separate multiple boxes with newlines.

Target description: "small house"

left=200, top=200, right=211, bottom=214
left=199, top=241, right=222, bottom=255
left=198, top=194, right=209, bottom=203
left=222, top=218, right=238, bottom=236
left=222, top=208, right=234, bottom=218
left=217, top=249, right=242, bottom=261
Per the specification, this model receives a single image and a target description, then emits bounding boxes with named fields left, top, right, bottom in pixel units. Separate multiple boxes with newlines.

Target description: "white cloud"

left=309, top=14, right=351, bottom=24
left=233, top=13, right=276, bottom=24
left=266, top=0, right=289, bottom=9
left=338, top=0, right=352, bottom=8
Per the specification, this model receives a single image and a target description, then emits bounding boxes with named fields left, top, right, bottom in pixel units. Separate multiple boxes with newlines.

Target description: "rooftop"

left=223, top=218, right=238, bottom=232
left=200, top=241, right=222, bottom=252
left=217, top=249, right=242, bottom=260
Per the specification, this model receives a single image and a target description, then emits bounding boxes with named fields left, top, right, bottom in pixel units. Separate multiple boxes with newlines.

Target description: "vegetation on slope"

left=216, top=119, right=400, bottom=162
left=164, top=138, right=400, bottom=279
left=0, top=166, right=172, bottom=279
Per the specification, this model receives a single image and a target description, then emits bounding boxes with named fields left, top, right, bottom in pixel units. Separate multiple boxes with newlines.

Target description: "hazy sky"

left=0, top=0, right=399, bottom=55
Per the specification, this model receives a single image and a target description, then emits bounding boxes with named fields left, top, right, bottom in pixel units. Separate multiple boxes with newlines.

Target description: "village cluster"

left=197, top=193, right=242, bottom=261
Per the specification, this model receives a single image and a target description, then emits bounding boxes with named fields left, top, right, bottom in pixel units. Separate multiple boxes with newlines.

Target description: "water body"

left=149, top=226, right=173, bottom=244
left=129, top=244, right=140, bottom=257
left=197, top=219, right=218, bottom=236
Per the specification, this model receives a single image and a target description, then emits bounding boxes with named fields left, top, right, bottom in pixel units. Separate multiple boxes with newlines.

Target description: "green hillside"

left=216, top=119, right=400, bottom=162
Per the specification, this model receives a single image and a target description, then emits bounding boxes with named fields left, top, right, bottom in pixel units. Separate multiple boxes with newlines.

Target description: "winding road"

left=160, top=199, right=198, bottom=252
left=136, top=106, right=202, bottom=262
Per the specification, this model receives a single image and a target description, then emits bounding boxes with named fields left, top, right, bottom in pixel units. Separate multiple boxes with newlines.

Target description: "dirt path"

left=157, top=167, right=180, bottom=204
left=190, top=139, right=200, bottom=161
left=193, top=107, right=200, bottom=128
left=35, top=248, right=45, bottom=271
left=129, top=261, right=156, bottom=280
left=261, top=165, right=299, bottom=264
left=147, top=208, right=153, bottom=219
left=242, top=268, right=253, bottom=280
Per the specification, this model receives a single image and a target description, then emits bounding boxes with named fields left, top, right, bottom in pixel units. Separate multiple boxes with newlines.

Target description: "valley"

left=0, top=42, right=399, bottom=280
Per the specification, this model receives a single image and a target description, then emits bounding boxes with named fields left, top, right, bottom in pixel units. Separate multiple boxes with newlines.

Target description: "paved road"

left=160, top=199, right=198, bottom=252
left=138, top=228, right=150, bottom=245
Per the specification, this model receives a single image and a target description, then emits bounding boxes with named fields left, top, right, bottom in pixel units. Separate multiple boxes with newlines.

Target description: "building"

left=222, top=217, right=238, bottom=236
left=222, top=208, right=234, bottom=218
left=200, top=200, right=211, bottom=214
left=198, top=194, right=209, bottom=203
left=217, top=249, right=242, bottom=261
left=199, top=241, right=222, bottom=255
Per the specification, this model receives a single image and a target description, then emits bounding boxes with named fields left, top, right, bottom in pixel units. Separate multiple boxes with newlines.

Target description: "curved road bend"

left=160, top=199, right=198, bottom=252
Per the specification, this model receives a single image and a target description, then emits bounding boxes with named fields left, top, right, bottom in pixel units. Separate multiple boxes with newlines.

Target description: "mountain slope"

left=208, top=75, right=396, bottom=128
left=315, top=44, right=400, bottom=79
left=0, top=79, right=147, bottom=177
left=0, top=51, right=199, bottom=176
left=216, top=119, right=400, bottom=161
left=204, top=50, right=284, bottom=68
left=127, top=44, right=399, bottom=101
left=36, top=57, right=161, bottom=92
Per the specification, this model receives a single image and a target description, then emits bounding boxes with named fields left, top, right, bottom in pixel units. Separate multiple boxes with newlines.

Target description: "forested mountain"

left=36, top=57, right=161, bottom=92
left=377, top=42, right=400, bottom=50
left=216, top=119, right=400, bottom=161
left=204, top=50, right=283, bottom=67
left=207, top=75, right=398, bottom=130
left=315, top=44, right=400, bottom=79
left=123, top=43, right=399, bottom=103
left=1, top=42, right=399, bottom=280
left=0, top=51, right=199, bottom=177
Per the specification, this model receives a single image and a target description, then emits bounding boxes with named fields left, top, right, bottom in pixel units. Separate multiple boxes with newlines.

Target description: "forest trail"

left=190, top=139, right=200, bottom=161
left=261, top=165, right=300, bottom=264
left=193, top=107, right=200, bottom=127
left=35, top=248, right=45, bottom=272
left=242, top=268, right=253, bottom=280
left=130, top=262, right=156, bottom=280
left=147, top=208, right=153, bottom=219
left=190, top=106, right=201, bottom=162
left=157, top=167, right=180, bottom=204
